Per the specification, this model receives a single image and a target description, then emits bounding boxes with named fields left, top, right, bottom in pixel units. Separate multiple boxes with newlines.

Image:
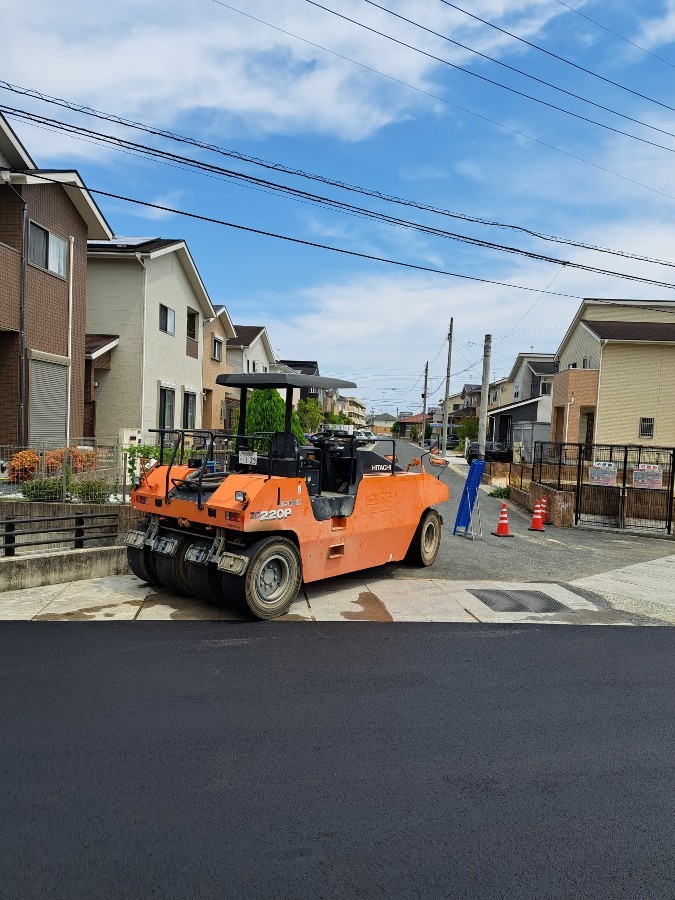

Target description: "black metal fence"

left=533, top=442, right=675, bottom=534
left=1, top=512, right=119, bottom=557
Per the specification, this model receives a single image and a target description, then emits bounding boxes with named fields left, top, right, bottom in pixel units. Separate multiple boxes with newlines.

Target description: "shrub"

left=20, top=476, right=65, bottom=501
left=488, top=485, right=510, bottom=499
left=71, top=475, right=110, bottom=504
left=44, top=446, right=100, bottom=476
left=8, top=450, right=40, bottom=482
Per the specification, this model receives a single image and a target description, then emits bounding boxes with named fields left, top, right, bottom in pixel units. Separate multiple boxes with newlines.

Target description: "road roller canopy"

left=215, top=373, right=357, bottom=390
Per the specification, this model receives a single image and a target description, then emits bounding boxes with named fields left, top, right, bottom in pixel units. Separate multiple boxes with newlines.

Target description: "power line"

left=9, top=106, right=675, bottom=292
left=304, top=0, right=675, bottom=158
left=198, top=5, right=675, bottom=204
left=358, top=0, right=675, bottom=143
left=5, top=78, right=675, bottom=264
left=552, top=0, right=675, bottom=71
left=17, top=170, right=590, bottom=297
left=435, top=0, right=675, bottom=108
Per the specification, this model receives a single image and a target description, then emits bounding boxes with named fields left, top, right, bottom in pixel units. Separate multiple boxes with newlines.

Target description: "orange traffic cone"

left=540, top=496, right=548, bottom=525
left=492, top=503, right=513, bottom=537
left=528, top=499, right=545, bottom=532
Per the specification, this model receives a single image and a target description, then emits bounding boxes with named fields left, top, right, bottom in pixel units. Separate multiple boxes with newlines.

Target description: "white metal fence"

left=0, top=439, right=126, bottom=503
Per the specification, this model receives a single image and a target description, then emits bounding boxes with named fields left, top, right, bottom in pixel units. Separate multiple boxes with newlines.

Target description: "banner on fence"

left=633, top=464, right=662, bottom=490
left=589, top=462, right=617, bottom=486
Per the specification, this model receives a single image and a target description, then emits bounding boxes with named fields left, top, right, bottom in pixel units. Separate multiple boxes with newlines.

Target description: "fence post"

left=3, top=517, right=16, bottom=557
left=667, top=450, right=675, bottom=535
left=62, top=445, right=69, bottom=501
left=621, top=445, right=629, bottom=528
left=74, top=515, right=85, bottom=549
left=574, top=444, right=583, bottom=525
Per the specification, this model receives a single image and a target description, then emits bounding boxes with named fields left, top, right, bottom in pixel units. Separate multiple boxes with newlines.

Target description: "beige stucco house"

left=343, top=396, right=367, bottom=427
left=202, top=304, right=236, bottom=430
left=551, top=298, right=675, bottom=446
left=86, top=237, right=215, bottom=442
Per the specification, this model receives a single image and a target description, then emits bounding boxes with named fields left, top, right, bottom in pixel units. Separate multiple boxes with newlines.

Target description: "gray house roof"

left=583, top=321, right=675, bottom=343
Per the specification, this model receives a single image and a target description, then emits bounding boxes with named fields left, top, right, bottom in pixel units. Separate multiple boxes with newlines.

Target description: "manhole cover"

left=469, top=589, right=569, bottom=614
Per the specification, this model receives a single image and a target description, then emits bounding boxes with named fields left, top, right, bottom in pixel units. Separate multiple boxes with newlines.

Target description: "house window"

left=183, top=392, right=196, bottom=429
left=541, top=381, right=552, bottom=395
left=212, top=337, right=223, bottom=361
left=159, top=387, right=175, bottom=429
left=246, top=359, right=250, bottom=373
left=639, top=417, right=654, bottom=439
left=28, top=222, right=67, bottom=277
left=582, top=356, right=594, bottom=369
left=159, top=304, right=175, bottom=335
left=513, top=383, right=520, bottom=400
left=186, top=309, right=198, bottom=341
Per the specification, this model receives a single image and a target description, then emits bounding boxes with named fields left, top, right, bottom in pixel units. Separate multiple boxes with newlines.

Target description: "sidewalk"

left=4, top=556, right=675, bottom=624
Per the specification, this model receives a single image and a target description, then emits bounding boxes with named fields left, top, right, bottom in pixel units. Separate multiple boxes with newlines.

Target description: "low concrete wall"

left=0, top=546, right=131, bottom=592
left=507, top=481, right=576, bottom=528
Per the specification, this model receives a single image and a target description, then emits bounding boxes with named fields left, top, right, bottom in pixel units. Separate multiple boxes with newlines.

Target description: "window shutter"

left=29, top=358, right=68, bottom=446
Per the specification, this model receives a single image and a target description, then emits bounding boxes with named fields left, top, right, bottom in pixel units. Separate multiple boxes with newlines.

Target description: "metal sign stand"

left=453, top=460, right=486, bottom=541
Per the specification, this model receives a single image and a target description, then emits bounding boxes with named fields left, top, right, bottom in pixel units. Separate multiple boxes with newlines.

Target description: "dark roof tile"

left=584, top=320, right=675, bottom=342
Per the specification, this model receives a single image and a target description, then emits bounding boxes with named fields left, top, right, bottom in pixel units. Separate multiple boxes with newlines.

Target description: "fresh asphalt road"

left=383, top=441, right=675, bottom=583
left=1, top=623, right=674, bottom=900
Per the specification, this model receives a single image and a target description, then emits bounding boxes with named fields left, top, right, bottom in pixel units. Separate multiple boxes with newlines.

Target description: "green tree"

left=245, top=389, right=305, bottom=446
left=296, top=397, right=324, bottom=433
left=410, top=426, right=418, bottom=441
left=391, top=422, right=400, bottom=436
left=455, top=416, right=479, bottom=445
left=324, top=411, right=351, bottom=425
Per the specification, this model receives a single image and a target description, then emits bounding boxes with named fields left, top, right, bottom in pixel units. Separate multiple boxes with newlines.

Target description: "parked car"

left=354, top=429, right=376, bottom=444
left=465, top=441, right=512, bottom=463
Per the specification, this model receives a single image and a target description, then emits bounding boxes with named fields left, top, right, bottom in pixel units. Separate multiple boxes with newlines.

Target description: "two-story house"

left=488, top=377, right=514, bottom=410
left=0, top=113, right=112, bottom=446
left=488, top=353, right=556, bottom=460
left=551, top=298, right=675, bottom=447
left=460, top=384, right=482, bottom=416
left=202, top=304, right=237, bottom=431
left=278, top=360, right=323, bottom=408
left=226, top=325, right=275, bottom=378
left=86, top=237, right=215, bottom=441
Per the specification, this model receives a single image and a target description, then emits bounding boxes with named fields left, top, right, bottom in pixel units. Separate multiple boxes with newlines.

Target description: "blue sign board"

left=453, top=461, right=486, bottom=536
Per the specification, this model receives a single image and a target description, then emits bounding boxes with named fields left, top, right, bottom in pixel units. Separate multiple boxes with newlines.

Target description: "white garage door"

left=29, top=358, right=68, bottom=446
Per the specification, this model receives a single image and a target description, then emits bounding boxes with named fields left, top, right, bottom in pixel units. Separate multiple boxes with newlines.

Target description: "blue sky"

left=4, top=0, right=675, bottom=414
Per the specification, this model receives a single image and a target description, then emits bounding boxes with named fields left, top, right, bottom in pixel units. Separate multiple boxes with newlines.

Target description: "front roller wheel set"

left=127, top=530, right=302, bottom=620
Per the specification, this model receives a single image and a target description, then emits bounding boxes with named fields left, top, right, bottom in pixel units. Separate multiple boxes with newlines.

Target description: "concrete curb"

left=0, top=546, right=130, bottom=592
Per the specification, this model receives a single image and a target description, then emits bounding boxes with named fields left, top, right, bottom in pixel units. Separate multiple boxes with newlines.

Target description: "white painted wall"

left=87, top=250, right=206, bottom=441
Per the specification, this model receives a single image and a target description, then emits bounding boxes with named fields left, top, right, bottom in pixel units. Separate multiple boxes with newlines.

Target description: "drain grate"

left=469, top=589, right=569, bottom=614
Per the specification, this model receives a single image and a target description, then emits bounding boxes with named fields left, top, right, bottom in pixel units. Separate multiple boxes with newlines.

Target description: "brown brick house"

left=0, top=114, right=112, bottom=446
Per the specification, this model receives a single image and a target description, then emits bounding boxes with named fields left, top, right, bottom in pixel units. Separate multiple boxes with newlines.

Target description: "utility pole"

left=441, top=318, right=453, bottom=456
left=421, top=361, right=428, bottom=445
left=477, top=334, right=492, bottom=460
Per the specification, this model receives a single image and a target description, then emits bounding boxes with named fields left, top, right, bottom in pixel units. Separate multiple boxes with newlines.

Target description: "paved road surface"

left=1, top=623, right=674, bottom=899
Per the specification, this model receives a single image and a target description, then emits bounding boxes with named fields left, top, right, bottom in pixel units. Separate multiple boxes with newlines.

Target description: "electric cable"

left=357, top=0, right=675, bottom=142
left=5, top=76, right=675, bottom=262
left=303, top=0, right=675, bottom=158
left=552, top=0, right=675, bottom=70
left=17, top=170, right=589, bottom=297
left=6, top=106, right=675, bottom=292
left=434, top=0, right=675, bottom=107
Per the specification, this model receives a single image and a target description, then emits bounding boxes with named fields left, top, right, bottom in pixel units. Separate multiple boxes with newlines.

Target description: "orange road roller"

left=126, top=374, right=449, bottom=619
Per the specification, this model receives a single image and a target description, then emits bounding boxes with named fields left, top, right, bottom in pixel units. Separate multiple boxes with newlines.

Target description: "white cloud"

left=635, top=1, right=675, bottom=51
left=2, top=0, right=572, bottom=157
